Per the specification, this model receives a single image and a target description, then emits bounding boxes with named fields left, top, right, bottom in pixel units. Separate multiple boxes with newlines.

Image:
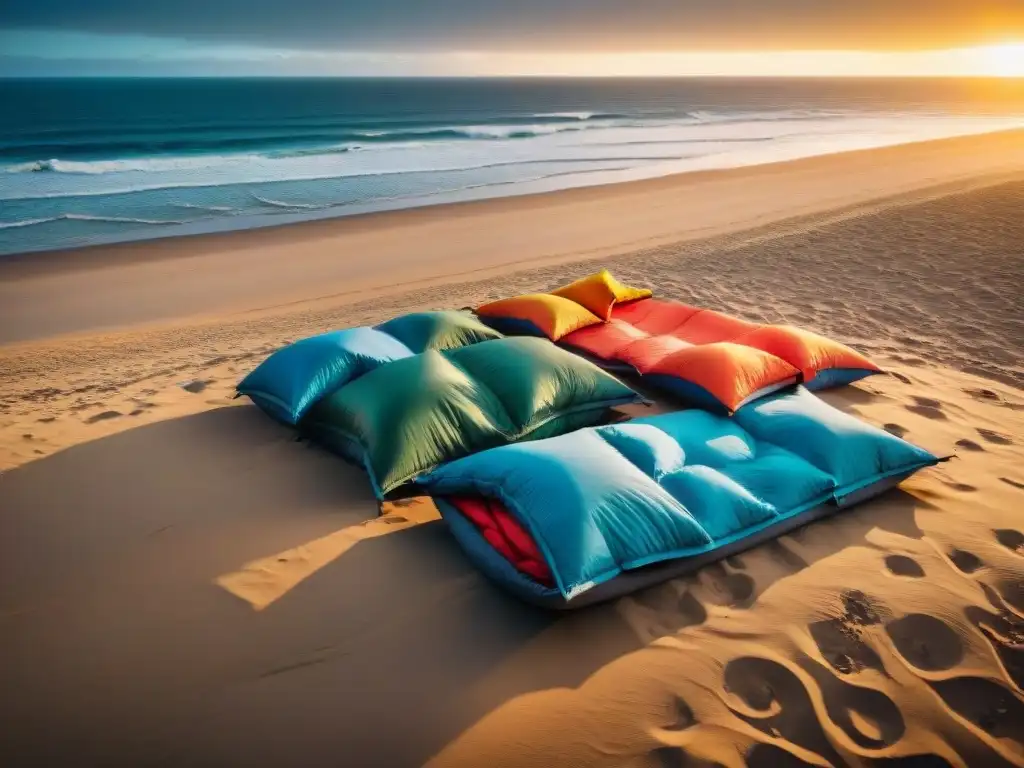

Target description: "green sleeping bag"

left=302, top=337, right=643, bottom=497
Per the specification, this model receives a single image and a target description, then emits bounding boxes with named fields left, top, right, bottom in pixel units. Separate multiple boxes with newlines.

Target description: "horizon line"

left=3, top=73, right=1023, bottom=80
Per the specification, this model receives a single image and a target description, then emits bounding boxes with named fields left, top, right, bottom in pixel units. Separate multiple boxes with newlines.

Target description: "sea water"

left=2, top=77, right=1023, bottom=256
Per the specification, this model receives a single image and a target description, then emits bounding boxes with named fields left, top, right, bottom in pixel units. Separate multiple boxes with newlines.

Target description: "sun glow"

left=453, top=45, right=1024, bottom=78
left=2, top=29, right=1024, bottom=77
left=973, top=44, right=1024, bottom=77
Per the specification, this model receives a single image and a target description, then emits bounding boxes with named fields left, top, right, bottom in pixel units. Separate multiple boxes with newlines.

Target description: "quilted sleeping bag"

left=301, top=337, right=643, bottom=498
left=477, top=270, right=881, bottom=412
left=237, top=310, right=503, bottom=424
left=418, top=386, right=942, bottom=608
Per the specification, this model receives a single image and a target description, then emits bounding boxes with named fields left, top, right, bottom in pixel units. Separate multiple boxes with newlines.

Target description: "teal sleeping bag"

left=418, top=386, right=944, bottom=607
left=237, top=310, right=502, bottom=424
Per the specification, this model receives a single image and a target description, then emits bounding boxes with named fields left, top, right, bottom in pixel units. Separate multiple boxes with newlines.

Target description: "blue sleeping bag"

left=418, top=387, right=943, bottom=608
left=237, top=310, right=503, bottom=424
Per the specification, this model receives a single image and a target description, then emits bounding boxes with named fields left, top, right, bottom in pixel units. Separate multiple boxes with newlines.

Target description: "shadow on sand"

left=0, top=403, right=929, bottom=767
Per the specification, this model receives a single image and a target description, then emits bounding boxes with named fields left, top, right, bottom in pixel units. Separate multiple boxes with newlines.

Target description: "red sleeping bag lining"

left=447, top=496, right=554, bottom=586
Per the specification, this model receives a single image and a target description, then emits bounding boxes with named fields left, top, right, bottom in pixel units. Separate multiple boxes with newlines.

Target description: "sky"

left=2, top=0, right=1024, bottom=77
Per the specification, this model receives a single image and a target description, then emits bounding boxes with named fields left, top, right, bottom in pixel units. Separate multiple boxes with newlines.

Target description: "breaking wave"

left=0, top=213, right=186, bottom=230
left=0, top=119, right=630, bottom=176
left=251, top=195, right=328, bottom=210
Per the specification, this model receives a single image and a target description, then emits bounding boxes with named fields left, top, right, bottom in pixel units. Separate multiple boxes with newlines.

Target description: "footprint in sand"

left=883, top=423, right=908, bottom=438
left=802, top=657, right=905, bottom=749
left=954, top=438, right=984, bottom=452
left=699, top=562, right=755, bottom=608
left=889, top=371, right=913, bottom=385
left=891, top=355, right=927, bottom=368
left=662, top=696, right=695, bottom=732
left=36, top=416, right=57, bottom=423
left=809, top=618, right=886, bottom=675
left=974, top=584, right=1003, bottom=620
left=724, top=656, right=847, bottom=767
left=840, top=589, right=887, bottom=627
left=967, top=586, right=1024, bottom=689
left=885, top=614, right=964, bottom=671
left=180, top=379, right=212, bottom=394
left=1000, top=580, right=1024, bottom=614
left=906, top=396, right=946, bottom=420
left=948, top=549, right=984, bottom=574
left=964, top=387, right=1001, bottom=402
left=725, top=657, right=786, bottom=712
left=977, top=428, right=1013, bottom=445
left=84, top=410, right=122, bottom=424
left=999, top=477, right=1024, bottom=491
left=941, top=479, right=977, bottom=493
left=672, top=590, right=709, bottom=628
left=995, top=529, right=1024, bottom=553
left=928, top=677, right=1024, bottom=743
left=628, top=582, right=679, bottom=614
left=885, top=554, right=925, bottom=578
left=630, top=584, right=709, bottom=631
left=764, top=540, right=808, bottom=572
left=746, top=744, right=820, bottom=768
left=648, top=747, right=689, bottom=768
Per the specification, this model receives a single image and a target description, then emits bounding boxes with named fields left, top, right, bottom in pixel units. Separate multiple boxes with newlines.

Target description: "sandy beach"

left=1, top=132, right=1022, bottom=767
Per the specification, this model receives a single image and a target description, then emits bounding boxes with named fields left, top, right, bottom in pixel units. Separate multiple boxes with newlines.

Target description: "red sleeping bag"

left=562, top=298, right=880, bottom=411
left=477, top=271, right=881, bottom=413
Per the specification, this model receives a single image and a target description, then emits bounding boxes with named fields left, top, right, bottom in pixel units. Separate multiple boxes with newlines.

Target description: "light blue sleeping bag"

left=419, top=386, right=943, bottom=607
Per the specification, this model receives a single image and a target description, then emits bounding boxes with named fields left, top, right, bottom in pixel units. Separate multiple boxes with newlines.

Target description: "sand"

left=1, top=131, right=1023, bottom=768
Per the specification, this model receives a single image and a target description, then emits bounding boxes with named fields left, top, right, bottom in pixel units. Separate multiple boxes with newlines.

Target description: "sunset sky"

left=2, top=0, right=1023, bottom=77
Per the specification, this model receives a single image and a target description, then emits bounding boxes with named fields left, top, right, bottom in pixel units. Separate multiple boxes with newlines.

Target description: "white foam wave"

left=251, top=194, right=326, bottom=210
left=533, top=112, right=598, bottom=120
left=0, top=214, right=187, bottom=230
left=0, top=150, right=685, bottom=202
left=0, top=122, right=607, bottom=177
left=454, top=122, right=596, bottom=139
left=4, top=155, right=263, bottom=175
left=269, top=141, right=434, bottom=159
left=64, top=213, right=186, bottom=225
left=0, top=217, right=57, bottom=230
left=688, top=108, right=849, bottom=124
left=171, top=202, right=235, bottom=212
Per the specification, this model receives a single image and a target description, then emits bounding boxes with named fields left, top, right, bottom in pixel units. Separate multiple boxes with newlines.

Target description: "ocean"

left=2, top=77, right=1023, bottom=256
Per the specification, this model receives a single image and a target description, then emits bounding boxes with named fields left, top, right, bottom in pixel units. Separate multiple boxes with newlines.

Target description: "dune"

left=1, top=132, right=1022, bottom=768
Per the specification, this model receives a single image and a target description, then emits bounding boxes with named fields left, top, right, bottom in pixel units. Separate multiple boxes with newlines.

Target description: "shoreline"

left=6, top=128, right=1024, bottom=271
left=3, top=129, right=1024, bottom=345
left=4, top=119, right=1023, bottom=260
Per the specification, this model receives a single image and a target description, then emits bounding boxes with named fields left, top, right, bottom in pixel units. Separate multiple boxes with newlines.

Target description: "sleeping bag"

left=417, top=386, right=942, bottom=608
left=477, top=270, right=881, bottom=412
left=237, top=310, right=503, bottom=424
left=301, top=337, right=643, bottom=498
